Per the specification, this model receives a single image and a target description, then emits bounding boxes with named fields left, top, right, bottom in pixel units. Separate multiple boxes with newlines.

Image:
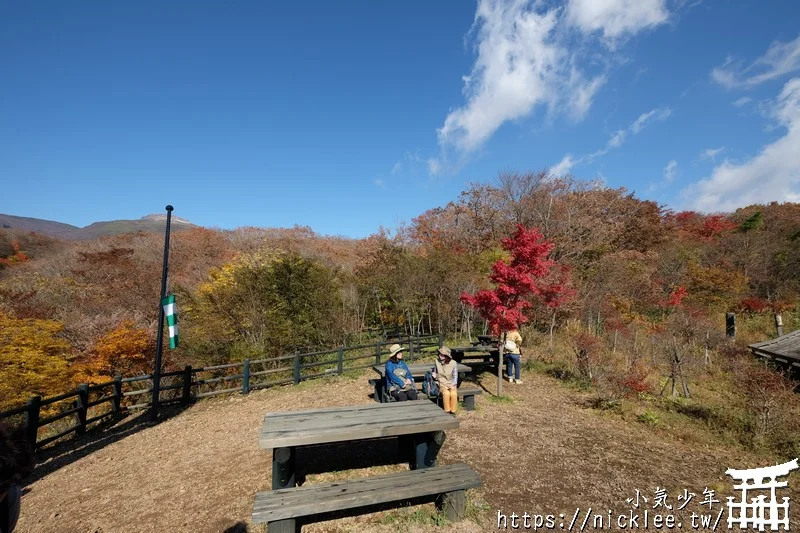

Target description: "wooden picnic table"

left=259, top=401, right=458, bottom=489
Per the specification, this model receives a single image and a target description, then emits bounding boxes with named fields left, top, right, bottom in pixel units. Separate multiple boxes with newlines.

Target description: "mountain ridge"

left=0, top=213, right=198, bottom=240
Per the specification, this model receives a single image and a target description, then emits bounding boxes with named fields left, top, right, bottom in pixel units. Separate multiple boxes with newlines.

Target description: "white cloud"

left=565, top=0, right=669, bottom=42
left=733, top=96, right=752, bottom=107
left=549, top=105, right=672, bottom=173
left=682, top=77, right=800, bottom=212
left=631, top=107, right=672, bottom=134
left=548, top=154, right=576, bottom=177
left=608, top=129, right=627, bottom=148
left=434, top=0, right=672, bottom=164
left=390, top=152, right=427, bottom=176
left=437, top=2, right=598, bottom=154
left=711, top=35, right=800, bottom=89
left=427, top=158, right=441, bottom=176
left=373, top=178, right=385, bottom=188
left=663, top=160, right=678, bottom=183
left=700, top=147, right=724, bottom=161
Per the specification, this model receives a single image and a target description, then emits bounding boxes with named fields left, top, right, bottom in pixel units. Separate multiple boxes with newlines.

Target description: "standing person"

left=385, top=344, right=418, bottom=401
left=432, top=346, right=459, bottom=414
left=503, top=329, right=524, bottom=384
left=1, top=422, right=34, bottom=533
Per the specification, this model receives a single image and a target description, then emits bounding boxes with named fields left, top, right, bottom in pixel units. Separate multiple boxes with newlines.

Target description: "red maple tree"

left=460, top=225, right=573, bottom=393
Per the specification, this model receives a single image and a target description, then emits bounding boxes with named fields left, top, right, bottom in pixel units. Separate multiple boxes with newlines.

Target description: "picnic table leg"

left=410, top=430, right=446, bottom=470
left=437, top=489, right=467, bottom=521
left=267, top=519, right=297, bottom=533
left=272, top=447, right=296, bottom=489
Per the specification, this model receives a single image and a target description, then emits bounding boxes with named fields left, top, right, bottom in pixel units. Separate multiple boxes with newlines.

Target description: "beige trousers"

left=441, top=387, right=458, bottom=413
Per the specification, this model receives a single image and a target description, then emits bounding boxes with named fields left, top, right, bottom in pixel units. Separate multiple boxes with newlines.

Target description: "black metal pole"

left=150, top=205, right=173, bottom=422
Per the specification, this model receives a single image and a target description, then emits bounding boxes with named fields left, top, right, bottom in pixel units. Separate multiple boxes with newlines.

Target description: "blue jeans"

left=505, top=353, right=521, bottom=379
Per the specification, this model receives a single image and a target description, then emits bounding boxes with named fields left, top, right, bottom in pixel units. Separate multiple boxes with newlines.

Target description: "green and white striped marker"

left=162, top=294, right=179, bottom=349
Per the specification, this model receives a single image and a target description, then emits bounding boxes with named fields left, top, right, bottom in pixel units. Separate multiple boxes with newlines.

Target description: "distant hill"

left=0, top=214, right=80, bottom=240
left=0, top=213, right=197, bottom=240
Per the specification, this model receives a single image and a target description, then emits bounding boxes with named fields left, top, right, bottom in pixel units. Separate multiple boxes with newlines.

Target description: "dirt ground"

left=15, top=368, right=799, bottom=532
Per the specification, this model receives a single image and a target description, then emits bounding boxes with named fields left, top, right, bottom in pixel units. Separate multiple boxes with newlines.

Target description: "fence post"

left=182, top=366, right=192, bottom=405
left=726, top=312, right=736, bottom=338
left=24, top=396, right=41, bottom=450
left=76, top=383, right=89, bottom=436
left=375, top=342, right=381, bottom=364
left=337, top=347, right=344, bottom=375
left=112, top=375, right=122, bottom=412
left=408, top=335, right=414, bottom=362
left=242, top=359, right=251, bottom=394
left=293, top=351, right=301, bottom=385
left=775, top=314, right=784, bottom=337
left=439, top=332, right=444, bottom=348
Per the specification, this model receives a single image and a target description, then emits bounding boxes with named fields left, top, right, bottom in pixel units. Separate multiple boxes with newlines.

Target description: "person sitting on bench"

left=432, top=346, right=458, bottom=414
left=385, top=344, right=418, bottom=401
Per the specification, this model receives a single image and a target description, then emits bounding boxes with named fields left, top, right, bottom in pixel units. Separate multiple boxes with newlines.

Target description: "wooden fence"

left=0, top=334, right=442, bottom=451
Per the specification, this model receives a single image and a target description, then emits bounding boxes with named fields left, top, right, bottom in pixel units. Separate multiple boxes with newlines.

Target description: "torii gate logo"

left=726, top=458, right=798, bottom=531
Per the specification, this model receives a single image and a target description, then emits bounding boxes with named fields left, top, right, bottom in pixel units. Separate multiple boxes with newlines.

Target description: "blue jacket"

left=385, top=359, right=414, bottom=390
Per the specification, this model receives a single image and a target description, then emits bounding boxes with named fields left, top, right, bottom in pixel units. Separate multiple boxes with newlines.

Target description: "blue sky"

left=1, top=1, right=799, bottom=238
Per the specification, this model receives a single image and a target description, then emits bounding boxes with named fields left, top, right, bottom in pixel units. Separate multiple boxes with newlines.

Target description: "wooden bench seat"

left=369, top=379, right=482, bottom=411
left=252, top=463, right=481, bottom=532
left=457, top=385, right=483, bottom=411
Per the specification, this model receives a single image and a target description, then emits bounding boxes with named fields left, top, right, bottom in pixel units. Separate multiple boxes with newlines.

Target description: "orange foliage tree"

left=77, top=321, right=155, bottom=382
left=0, top=312, right=74, bottom=411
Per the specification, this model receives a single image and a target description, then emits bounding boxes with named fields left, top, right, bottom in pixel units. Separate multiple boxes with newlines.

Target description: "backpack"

left=422, top=370, right=440, bottom=398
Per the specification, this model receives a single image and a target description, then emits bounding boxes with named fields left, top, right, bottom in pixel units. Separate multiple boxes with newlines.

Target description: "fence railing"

left=0, top=334, right=442, bottom=451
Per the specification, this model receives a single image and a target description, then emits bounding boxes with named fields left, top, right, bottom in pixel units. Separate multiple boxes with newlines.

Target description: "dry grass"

left=15, top=368, right=800, bottom=532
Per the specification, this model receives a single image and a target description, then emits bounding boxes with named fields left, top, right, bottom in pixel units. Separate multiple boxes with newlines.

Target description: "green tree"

left=183, top=250, right=343, bottom=364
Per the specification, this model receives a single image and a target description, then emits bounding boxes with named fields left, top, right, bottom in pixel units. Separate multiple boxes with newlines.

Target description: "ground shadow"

left=223, top=522, right=252, bottom=533
left=295, top=437, right=408, bottom=485
left=23, top=403, right=191, bottom=485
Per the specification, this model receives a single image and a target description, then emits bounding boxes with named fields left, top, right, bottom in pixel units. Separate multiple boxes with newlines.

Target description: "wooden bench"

left=252, top=463, right=482, bottom=532
left=369, top=379, right=482, bottom=411
left=457, top=385, right=483, bottom=411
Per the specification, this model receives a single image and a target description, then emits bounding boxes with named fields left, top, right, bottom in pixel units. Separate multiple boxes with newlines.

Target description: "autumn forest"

left=1, top=172, right=799, bottom=453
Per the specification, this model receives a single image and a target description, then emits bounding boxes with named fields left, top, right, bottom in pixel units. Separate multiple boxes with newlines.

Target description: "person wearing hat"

left=385, top=344, right=418, bottom=401
left=432, top=346, right=459, bottom=414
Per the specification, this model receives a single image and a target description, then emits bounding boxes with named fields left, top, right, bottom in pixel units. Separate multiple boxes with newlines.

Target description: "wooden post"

left=76, top=383, right=89, bottom=436
left=24, top=396, right=41, bottom=449
left=726, top=312, right=736, bottom=338
left=375, top=341, right=381, bottom=364
left=267, top=519, right=296, bottom=533
left=463, top=394, right=476, bottom=412
left=437, top=490, right=467, bottom=521
left=112, top=375, right=122, bottom=412
left=497, top=332, right=506, bottom=397
left=775, top=314, right=784, bottom=337
left=272, top=447, right=296, bottom=489
left=242, top=359, right=250, bottom=394
left=412, top=430, right=446, bottom=470
left=293, top=351, right=300, bottom=385
left=438, top=331, right=444, bottom=348
left=408, top=335, right=414, bottom=362
left=182, top=365, right=192, bottom=405
left=337, top=347, right=344, bottom=375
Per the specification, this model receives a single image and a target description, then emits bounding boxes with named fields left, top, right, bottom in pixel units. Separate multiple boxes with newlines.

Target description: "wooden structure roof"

left=749, top=329, right=800, bottom=369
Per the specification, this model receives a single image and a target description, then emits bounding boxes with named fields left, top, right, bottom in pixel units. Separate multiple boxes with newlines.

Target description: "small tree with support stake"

left=460, top=225, right=573, bottom=396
